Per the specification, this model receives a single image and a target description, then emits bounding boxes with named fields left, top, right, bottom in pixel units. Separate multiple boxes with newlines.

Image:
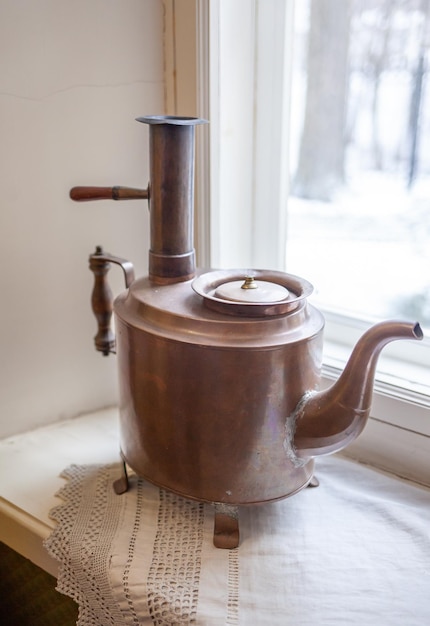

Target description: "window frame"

left=167, top=0, right=430, bottom=485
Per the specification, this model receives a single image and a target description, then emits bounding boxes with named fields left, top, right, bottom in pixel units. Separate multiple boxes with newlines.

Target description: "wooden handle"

left=70, top=186, right=148, bottom=201
left=88, top=246, right=136, bottom=356
left=89, top=250, right=115, bottom=356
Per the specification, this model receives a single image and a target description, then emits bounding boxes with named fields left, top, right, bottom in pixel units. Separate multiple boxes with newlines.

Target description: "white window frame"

left=165, top=0, right=430, bottom=485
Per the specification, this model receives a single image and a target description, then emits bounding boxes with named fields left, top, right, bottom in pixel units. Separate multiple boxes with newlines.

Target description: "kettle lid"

left=192, top=269, right=313, bottom=317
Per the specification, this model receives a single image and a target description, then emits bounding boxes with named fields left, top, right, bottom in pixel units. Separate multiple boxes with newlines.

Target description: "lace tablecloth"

left=44, top=456, right=430, bottom=625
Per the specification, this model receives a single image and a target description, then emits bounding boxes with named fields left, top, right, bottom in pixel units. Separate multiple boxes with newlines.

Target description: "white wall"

left=0, top=0, right=165, bottom=437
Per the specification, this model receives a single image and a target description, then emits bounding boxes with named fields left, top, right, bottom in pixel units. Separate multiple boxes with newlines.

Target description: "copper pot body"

left=114, top=275, right=324, bottom=505
left=75, top=117, right=326, bottom=507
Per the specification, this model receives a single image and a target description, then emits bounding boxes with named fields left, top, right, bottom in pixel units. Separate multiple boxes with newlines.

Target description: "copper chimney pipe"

left=137, top=116, right=207, bottom=284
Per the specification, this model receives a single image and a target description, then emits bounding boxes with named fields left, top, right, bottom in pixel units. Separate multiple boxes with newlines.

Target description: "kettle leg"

left=113, top=457, right=130, bottom=495
left=307, top=475, right=319, bottom=488
left=214, top=505, right=240, bottom=549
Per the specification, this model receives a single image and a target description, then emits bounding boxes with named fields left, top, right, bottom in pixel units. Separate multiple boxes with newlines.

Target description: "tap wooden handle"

left=70, top=186, right=148, bottom=201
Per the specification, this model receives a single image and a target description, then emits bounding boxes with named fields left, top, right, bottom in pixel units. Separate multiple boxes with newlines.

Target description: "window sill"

left=0, top=407, right=120, bottom=575
left=1, top=400, right=429, bottom=578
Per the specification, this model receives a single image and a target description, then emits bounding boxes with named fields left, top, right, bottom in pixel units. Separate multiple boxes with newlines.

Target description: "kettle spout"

left=293, top=321, right=423, bottom=459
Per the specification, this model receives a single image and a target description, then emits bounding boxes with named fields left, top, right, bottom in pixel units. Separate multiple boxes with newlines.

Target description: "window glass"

left=287, top=0, right=430, bottom=332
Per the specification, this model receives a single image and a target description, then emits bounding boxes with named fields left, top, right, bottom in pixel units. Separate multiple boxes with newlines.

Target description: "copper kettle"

left=71, top=116, right=423, bottom=548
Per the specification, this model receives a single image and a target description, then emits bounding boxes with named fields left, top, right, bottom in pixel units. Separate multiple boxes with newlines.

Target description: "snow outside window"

left=290, top=1, right=430, bottom=329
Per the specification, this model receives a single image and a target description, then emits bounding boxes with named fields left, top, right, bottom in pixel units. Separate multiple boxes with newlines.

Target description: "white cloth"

left=44, top=456, right=430, bottom=625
